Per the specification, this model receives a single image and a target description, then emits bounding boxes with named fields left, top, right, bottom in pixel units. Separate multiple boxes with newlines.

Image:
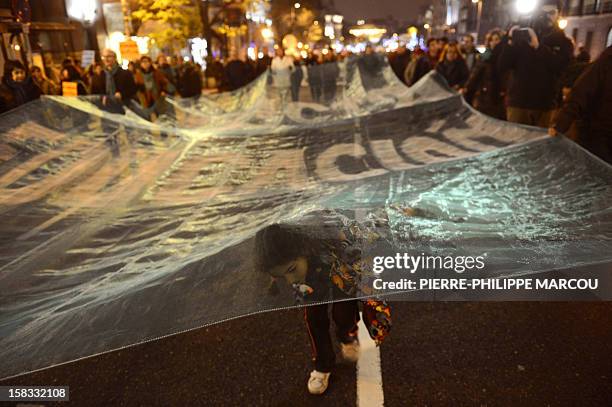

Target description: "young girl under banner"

left=254, top=209, right=392, bottom=395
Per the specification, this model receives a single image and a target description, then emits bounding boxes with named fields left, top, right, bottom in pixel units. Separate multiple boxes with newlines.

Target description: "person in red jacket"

left=134, top=55, right=169, bottom=110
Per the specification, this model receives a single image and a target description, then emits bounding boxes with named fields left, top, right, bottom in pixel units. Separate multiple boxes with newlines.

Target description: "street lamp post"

left=197, top=0, right=212, bottom=63
left=291, top=2, right=301, bottom=31
left=472, top=0, right=482, bottom=43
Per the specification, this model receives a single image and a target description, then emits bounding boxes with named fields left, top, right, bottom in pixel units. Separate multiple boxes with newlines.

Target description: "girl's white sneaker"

left=307, top=370, right=331, bottom=395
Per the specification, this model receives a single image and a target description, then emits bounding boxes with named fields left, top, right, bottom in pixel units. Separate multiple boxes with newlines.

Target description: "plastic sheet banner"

left=1, top=55, right=611, bottom=379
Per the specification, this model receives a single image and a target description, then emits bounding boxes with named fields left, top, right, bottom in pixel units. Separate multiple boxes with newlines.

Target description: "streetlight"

left=261, top=27, right=274, bottom=40
left=472, top=0, right=482, bottom=44
left=65, top=0, right=99, bottom=53
left=516, top=0, right=537, bottom=15
left=291, top=3, right=301, bottom=31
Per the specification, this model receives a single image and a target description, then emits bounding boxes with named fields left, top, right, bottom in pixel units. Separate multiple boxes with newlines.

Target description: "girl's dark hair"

left=254, top=222, right=341, bottom=274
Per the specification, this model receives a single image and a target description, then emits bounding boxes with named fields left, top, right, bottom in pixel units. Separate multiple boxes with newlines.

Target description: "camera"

left=512, top=28, right=532, bottom=46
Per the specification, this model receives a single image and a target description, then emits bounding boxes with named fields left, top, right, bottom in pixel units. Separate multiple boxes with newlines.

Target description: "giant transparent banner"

left=1, top=55, right=611, bottom=379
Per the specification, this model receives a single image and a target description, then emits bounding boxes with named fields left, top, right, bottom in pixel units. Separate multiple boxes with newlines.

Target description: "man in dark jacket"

left=290, top=55, right=304, bottom=102
left=409, top=38, right=441, bottom=86
left=223, top=55, right=254, bottom=91
left=464, top=29, right=506, bottom=120
left=307, top=54, right=323, bottom=103
left=321, top=52, right=340, bottom=104
left=91, top=49, right=138, bottom=111
left=177, top=62, right=203, bottom=98
left=550, top=46, right=612, bottom=164
left=389, top=45, right=411, bottom=84
left=498, top=0, right=573, bottom=127
left=256, top=47, right=272, bottom=77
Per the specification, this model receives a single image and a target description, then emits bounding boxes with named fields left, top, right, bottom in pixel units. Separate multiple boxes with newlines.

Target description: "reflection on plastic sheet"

left=0, top=56, right=611, bottom=379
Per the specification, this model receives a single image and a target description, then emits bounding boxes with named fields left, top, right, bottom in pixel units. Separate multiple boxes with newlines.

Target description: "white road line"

left=356, top=315, right=385, bottom=407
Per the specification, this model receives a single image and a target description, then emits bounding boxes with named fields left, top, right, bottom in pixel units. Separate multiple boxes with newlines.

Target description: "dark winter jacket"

left=307, top=60, right=322, bottom=86
left=90, top=65, right=137, bottom=103
left=321, top=60, right=340, bottom=86
left=177, top=64, right=203, bottom=98
left=436, top=59, right=470, bottom=89
left=498, top=27, right=573, bottom=110
left=291, top=62, right=304, bottom=88
left=464, top=47, right=506, bottom=119
left=357, top=53, right=386, bottom=90
left=554, top=46, right=612, bottom=142
left=0, top=76, right=41, bottom=114
left=389, top=50, right=411, bottom=84
left=409, top=53, right=438, bottom=86
left=255, top=55, right=272, bottom=77
left=223, top=60, right=253, bottom=91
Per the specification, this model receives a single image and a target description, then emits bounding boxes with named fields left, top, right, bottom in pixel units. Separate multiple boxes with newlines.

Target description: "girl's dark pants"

left=304, top=299, right=360, bottom=373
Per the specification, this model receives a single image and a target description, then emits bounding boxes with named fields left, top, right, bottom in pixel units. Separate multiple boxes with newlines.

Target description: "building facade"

left=1, top=0, right=101, bottom=78
left=563, top=0, right=612, bottom=58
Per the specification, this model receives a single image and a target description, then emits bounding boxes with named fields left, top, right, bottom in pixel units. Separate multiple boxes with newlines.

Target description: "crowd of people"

left=0, top=0, right=610, bottom=162
left=387, top=1, right=610, bottom=163
left=0, top=48, right=205, bottom=119
left=206, top=46, right=347, bottom=105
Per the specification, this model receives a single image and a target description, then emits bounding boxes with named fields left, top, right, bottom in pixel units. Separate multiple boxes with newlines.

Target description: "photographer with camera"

left=498, top=0, right=573, bottom=127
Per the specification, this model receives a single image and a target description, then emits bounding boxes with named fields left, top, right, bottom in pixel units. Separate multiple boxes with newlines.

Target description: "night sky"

left=332, top=0, right=426, bottom=23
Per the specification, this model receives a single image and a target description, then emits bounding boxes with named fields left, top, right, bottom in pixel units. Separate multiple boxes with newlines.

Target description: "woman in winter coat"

left=306, top=54, right=323, bottom=103
left=436, top=42, right=470, bottom=90
left=134, top=55, right=169, bottom=109
left=463, top=29, right=507, bottom=120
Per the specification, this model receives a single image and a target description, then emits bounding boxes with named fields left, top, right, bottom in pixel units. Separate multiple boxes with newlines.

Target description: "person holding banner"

left=91, top=49, right=138, bottom=113
left=134, top=55, right=169, bottom=116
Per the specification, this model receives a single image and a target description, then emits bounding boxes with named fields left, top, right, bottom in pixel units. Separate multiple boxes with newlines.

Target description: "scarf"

left=104, top=63, right=119, bottom=96
left=142, top=71, right=157, bottom=94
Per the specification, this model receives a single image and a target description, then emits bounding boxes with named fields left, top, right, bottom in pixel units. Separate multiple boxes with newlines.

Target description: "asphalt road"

left=1, top=302, right=611, bottom=406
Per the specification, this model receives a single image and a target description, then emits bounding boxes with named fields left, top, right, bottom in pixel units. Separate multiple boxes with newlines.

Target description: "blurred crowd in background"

left=0, top=16, right=610, bottom=163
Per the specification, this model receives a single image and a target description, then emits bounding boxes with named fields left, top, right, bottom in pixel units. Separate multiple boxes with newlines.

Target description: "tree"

left=270, top=0, right=323, bottom=40
left=132, top=0, right=202, bottom=50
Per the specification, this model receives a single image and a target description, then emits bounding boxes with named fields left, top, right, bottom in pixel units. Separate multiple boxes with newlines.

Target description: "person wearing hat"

left=498, top=0, right=573, bottom=127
